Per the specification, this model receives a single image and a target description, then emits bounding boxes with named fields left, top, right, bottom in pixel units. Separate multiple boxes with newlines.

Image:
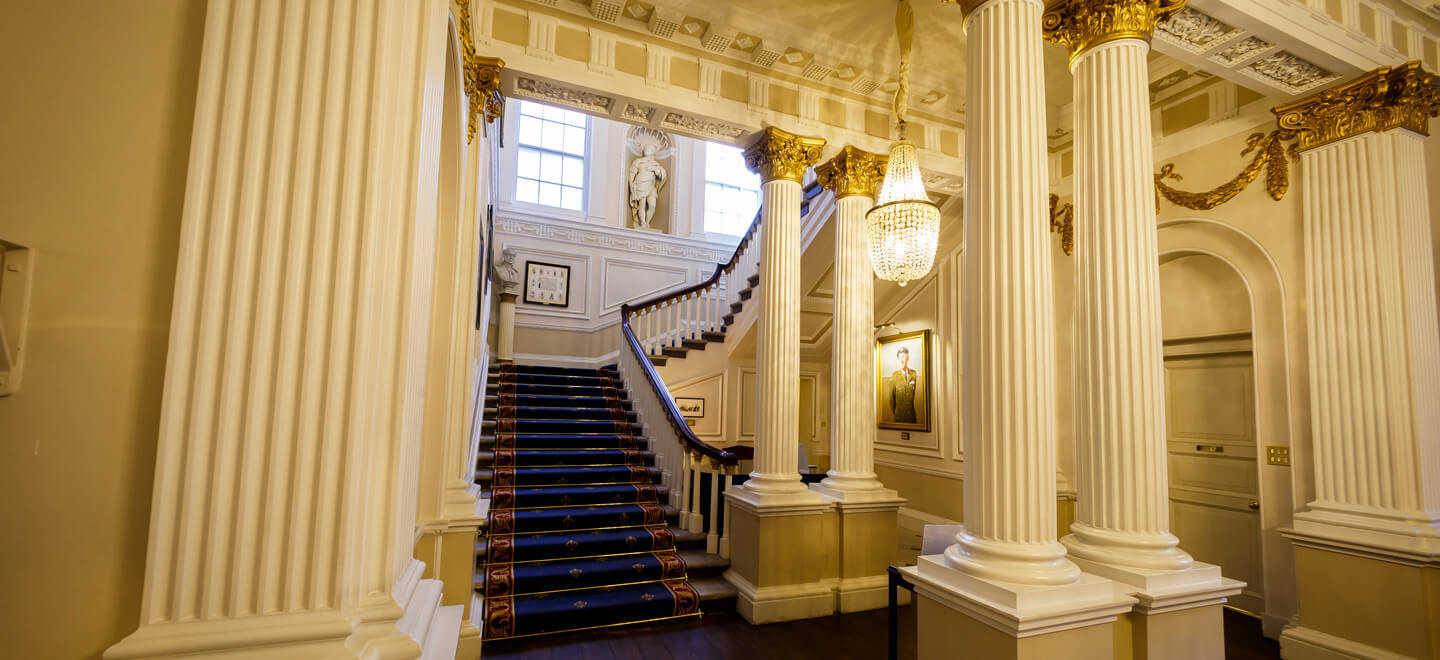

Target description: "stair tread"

left=689, top=576, right=738, bottom=600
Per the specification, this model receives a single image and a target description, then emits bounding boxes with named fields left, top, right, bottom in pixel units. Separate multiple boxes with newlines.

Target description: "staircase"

left=474, top=363, right=736, bottom=641
left=633, top=183, right=825, bottom=367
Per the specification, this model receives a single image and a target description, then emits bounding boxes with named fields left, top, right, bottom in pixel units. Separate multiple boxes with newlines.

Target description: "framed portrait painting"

left=876, top=329, right=931, bottom=432
left=523, top=261, right=570, bottom=307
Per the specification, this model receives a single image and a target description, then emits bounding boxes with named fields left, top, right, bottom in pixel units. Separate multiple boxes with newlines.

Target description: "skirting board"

left=837, top=575, right=909, bottom=613
left=724, top=570, right=837, bottom=624
left=1279, top=626, right=1413, bottom=660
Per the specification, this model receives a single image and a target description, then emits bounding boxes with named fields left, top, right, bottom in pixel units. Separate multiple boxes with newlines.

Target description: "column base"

left=809, top=487, right=906, bottom=613
left=455, top=620, right=482, bottom=660
left=1278, top=531, right=1440, bottom=659
left=1290, top=508, right=1440, bottom=560
left=104, top=612, right=356, bottom=659
left=1068, top=557, right=1241, bottom=660
left=722, top=488, right=837, bottom=623
left=903, top=557, right=1134, bottom=660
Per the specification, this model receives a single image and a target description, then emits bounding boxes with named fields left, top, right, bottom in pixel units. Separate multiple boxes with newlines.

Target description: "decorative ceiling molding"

left=503, top=0, right=963, bottom=119
left=1156, top=0, right=1440, bottom=99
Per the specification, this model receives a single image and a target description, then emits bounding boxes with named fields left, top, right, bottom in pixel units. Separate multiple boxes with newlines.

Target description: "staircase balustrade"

left=617, top=183, right=823, bottom=561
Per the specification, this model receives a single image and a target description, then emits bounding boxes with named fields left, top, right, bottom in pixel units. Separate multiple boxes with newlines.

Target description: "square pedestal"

left=1280, top=540, right=1440, bottom=659
left=904, top=556, right=1134, bottom=660
left=1069, top=557, right=1241, bottom=660
left=723, top=487, right=839, bottom=623
left=810, top=486, right=906, bottom=613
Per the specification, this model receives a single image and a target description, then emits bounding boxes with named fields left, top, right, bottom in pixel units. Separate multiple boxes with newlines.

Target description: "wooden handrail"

left=619, top=182, right=825, bottom=466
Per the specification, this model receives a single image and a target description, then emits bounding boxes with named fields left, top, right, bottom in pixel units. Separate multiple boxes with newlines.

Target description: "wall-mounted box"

left=0, top=239, right=34, bottom=396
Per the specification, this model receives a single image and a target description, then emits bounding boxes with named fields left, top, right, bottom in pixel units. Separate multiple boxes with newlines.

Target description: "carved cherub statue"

left=625, top=128, right=673, bottom=230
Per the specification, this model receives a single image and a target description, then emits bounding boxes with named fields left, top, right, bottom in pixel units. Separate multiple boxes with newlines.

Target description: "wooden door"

left=1164, top=350, right=1265, bottom=615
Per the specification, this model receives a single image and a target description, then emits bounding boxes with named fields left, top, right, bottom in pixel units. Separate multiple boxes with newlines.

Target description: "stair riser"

left=492, top=364, right=617, bottom=377
left=486, top=383, right=625, bottom=397
left=487, top=485, right=670, bottom=509
left=488, top=374, right=618, bottom=387
left=478, top=435, right=648, bottom=451
left=485, top=395, right=633, bottom=410
left=489, top=505, right=675, bottom=535
left=481, top=420, right=643, bottom=434
left=477, top=450, right=655, bottom=468
left=482, top=551, right=688, bottom=598
left=483, top=406, right=636, bottom=423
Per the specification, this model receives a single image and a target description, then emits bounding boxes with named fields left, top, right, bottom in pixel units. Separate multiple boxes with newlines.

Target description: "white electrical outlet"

left=0, top=239, right=34, bottom=396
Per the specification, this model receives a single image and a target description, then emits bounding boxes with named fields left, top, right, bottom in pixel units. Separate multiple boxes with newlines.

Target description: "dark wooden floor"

left=482, top=606, right=1279, bottom=659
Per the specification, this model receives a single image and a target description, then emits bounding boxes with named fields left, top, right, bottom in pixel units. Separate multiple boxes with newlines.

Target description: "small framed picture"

left=524, top=261, right=570, bottom=307
left=876, top=329, right=932, bottom=432
left=675, top=397, right=705, bottom=418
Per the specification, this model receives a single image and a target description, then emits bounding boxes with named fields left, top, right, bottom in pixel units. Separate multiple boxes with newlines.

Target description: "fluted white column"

left=1275, top=63, right=1440, bottom=555
left=739, top=126, right=825, bottom=496
left=1059, top=38, right=1192, bottom=571
left=942, top=0, right=1079, bottom=586
left=814, top=147, right=890, bottom=495
left=105, top=0, right=453, bottom=657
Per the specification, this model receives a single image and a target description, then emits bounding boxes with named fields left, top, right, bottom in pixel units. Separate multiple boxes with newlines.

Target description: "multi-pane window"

left=703, top=142, right=762, bottom=236
left=515, top=100, right=587, bottom=212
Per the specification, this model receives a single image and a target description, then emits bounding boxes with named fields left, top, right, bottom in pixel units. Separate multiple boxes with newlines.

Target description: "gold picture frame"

left=875, top=329, right=931, bottom=432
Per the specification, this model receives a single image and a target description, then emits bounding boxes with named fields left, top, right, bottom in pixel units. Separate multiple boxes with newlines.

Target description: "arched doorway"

left=1157, top=219, right=1300, bottom=638
left=1159, top=253, right=1262, bottom=616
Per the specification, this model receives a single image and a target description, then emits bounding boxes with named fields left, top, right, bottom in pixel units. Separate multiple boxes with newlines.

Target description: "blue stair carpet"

left=478, top=364, right=700, bottom=640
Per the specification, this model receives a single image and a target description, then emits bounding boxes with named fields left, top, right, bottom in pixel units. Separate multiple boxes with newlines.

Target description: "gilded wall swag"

left=1153, top=129, right=1298, bottom=211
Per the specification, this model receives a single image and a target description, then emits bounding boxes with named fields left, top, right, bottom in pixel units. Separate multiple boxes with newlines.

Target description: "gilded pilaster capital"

left=1041, top=0, right=1186, bottom=63
left=1273, top=61, right=1440, bottom=152
left=457, top=0, right=505, bottom=142
left=815, top=146, right=888, bottom=199
left=743, top=126, right=827, bottom=184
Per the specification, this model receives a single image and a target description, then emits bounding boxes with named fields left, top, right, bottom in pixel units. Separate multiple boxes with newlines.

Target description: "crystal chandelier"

left=865, top=0, right=940, bottom=287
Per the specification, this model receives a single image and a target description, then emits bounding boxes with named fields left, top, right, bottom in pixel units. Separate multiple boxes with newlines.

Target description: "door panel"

left=1164, top=352, right=1264, bottom=614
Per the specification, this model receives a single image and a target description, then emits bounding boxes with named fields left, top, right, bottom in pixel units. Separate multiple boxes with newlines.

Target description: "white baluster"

left=677, top=451, right=690, bottom=526
left=719, top=466, right=732, bottom=558
left=707, top=459, right=721, bottom=554
left=689, top=459, right=704, bottom=533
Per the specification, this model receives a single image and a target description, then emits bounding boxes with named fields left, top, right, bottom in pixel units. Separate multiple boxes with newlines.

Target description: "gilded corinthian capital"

left=815, top=146, right=888, bottom=199
left=743, top=126, right=827, bottom=183
left=1273, top=61, right=1440, bottom=152
left=1041, top=0, right=1187, bottom=62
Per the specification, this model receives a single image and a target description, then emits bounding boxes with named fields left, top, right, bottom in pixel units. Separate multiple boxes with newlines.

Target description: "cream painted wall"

left=1158, top=255, right=1253, bottom=339
left=869, top=246, right=965, bottom=521
left=0, top=2, right=204, bottom=658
